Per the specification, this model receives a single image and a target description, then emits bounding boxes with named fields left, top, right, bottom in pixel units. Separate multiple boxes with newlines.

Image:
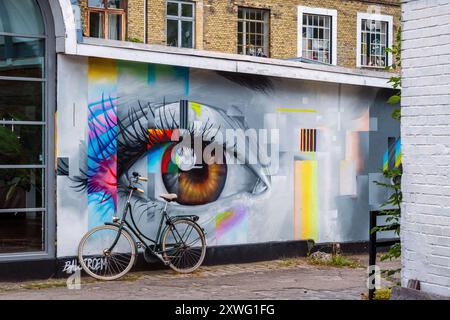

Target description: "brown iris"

left=161, top=144, right=227, bottom=205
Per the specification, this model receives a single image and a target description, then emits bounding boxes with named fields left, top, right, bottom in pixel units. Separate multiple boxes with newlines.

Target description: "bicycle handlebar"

left=129, top=172, right=147, bottom=187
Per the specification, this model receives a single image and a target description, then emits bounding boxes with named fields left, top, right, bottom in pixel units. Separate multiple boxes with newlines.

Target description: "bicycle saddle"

left=160, top=193, right=178, bottom=202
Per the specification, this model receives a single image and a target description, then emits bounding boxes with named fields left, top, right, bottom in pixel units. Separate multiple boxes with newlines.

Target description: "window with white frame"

left=298, top=7, right=337, bottom=65
left=166, top=0, right=195, bottom=48
left=357, top=13, right=393, bottom=68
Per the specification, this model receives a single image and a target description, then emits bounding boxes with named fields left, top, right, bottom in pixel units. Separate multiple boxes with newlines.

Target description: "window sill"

left=358, top=65, right=387, bottom=70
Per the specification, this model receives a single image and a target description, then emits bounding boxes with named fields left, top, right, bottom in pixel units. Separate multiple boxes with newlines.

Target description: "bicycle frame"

left=105, top=187, right=200, bottom=263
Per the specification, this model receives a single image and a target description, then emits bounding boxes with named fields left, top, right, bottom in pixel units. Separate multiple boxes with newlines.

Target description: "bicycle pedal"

left=154, top=253, right=170, bottom=266
left=143, top=248, right=159, bottom=263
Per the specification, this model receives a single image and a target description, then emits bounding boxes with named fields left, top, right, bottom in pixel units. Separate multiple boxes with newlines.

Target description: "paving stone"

left=0, top=254, right=399, bottom=300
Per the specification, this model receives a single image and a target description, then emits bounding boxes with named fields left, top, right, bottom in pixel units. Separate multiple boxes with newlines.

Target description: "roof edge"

left=74, top=37, right=396, bottom=89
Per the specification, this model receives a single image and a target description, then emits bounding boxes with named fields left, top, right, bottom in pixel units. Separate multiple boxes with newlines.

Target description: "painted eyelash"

left=71, top=96, right=117, bottom=205
left=117, top=100, right=223, bottom=180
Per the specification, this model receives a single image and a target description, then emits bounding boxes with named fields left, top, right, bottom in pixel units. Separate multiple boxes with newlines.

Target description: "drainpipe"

left=144, top=0, right=148, bottom=43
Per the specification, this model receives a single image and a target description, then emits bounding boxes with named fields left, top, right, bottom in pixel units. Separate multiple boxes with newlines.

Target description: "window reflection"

left=89, top=12, right=105, bottom=38
left=0, top=0, right=45, bottom=35
left=0, top=80, right=43, bottom=121
left=0, top=36, right=45, bottom=78
left=0, top=169, right=43, bottom=210
left=108, top=14, right=123, bottom=40
left=0, top=211, right=44, bottom=253
left=166, top=1, right=195, bottom=48
left=0, top=125, right=44, bottom=165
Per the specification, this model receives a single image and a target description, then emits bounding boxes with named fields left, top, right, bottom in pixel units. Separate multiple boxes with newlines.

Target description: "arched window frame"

left=0, top=0, right=56, bottom=261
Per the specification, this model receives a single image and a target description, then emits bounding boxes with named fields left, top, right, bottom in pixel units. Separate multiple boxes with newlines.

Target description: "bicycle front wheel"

left=161, top=219, right=206, bottom=273
left=78, top=225, right=136, bottom=281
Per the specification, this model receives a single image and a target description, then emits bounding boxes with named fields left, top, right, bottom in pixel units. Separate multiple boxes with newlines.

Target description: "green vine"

left=371, top=27, right=402, bottom=276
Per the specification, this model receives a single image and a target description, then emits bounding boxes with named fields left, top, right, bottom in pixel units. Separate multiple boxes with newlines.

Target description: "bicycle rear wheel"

left=78, top=225, right=136, bottom=281
left=161, top=219, right=206, bottom=273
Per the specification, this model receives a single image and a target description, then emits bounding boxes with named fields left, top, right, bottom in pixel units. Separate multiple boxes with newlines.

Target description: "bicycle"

left=77, top=172, right=207, bottom=281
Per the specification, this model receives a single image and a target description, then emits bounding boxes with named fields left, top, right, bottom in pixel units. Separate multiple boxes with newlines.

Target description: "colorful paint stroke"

left=394, top=138, right=402, bottom=168
left=147, top=129, right=179, bottom=175
left=87, top=58, right=118, bottom=229
left=294, top=160, right=318, bottom=241
left=300, top=129, right=317, bottom=152
left=215, top=206, right=248, bottom=245
left=148, top=64, right=190, bottom=96
left=190, top=101, right=201, bottom=118
left=383, top=137, right=401, bottom=172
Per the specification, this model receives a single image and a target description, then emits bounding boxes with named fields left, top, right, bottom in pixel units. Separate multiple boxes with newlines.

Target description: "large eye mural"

left=57, top=57, right=402, bottom=257
left=115, top=101, right=271, bottom=209
left=70, top=59, right=278, bottom=246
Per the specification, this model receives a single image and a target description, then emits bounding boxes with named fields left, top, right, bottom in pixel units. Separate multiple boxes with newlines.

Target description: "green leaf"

left=387, top=95, right=401, bottom=105
left=392, top=108, right=401, bottom=120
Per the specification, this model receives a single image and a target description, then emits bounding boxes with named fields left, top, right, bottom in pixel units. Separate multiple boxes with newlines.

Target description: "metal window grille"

left=360, top=19, right=388, bottom=68
left=302, top=13, right=332, bottom=64
left=237, top=7, right=269, bottom=57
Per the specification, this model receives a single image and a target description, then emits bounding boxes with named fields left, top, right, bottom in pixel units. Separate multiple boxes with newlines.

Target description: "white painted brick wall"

left=401, top=0, right=450, bottom=297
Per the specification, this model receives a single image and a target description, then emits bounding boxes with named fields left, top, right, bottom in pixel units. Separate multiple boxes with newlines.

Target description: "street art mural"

left=55, top=56, right=400, bottom=257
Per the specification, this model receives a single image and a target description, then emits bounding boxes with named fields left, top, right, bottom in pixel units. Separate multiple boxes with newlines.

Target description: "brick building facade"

left=78, top=0, right=400, bottom=70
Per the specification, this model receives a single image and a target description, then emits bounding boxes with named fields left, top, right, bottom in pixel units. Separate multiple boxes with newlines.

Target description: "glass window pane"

left=0, top=211, right=44, bottom=253
left=88, top=0, right=104, bottom=8
left=238, top=8, right=243, bottom=19
left=0, top=124, right=44, bottom=165
left=0, top=169, right=44, bottom=210
left=238, top=8, right=268, bottom=57
left=181, top=3, right=193, bottom=17
left=0, top=36, right=44, bottom=78
left=89, top=12, right=105, bottom=38
left=167, top=2, right=179, bottom=16
left=107, top=0, right=126, bottom=9
left=256, top=22, right=262, bottom=34
left=181, top=21, right=193, bottom=48
left=0, top=80, right=43, bottom=121
left=0, top=0, right=44, bottom=35
left=108, top=14, right=123, bottom=40
left=167, top=19, right=178, bottom=47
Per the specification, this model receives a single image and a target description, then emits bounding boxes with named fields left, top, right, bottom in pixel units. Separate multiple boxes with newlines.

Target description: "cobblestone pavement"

left=0, top=254, right=400, bottom=300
